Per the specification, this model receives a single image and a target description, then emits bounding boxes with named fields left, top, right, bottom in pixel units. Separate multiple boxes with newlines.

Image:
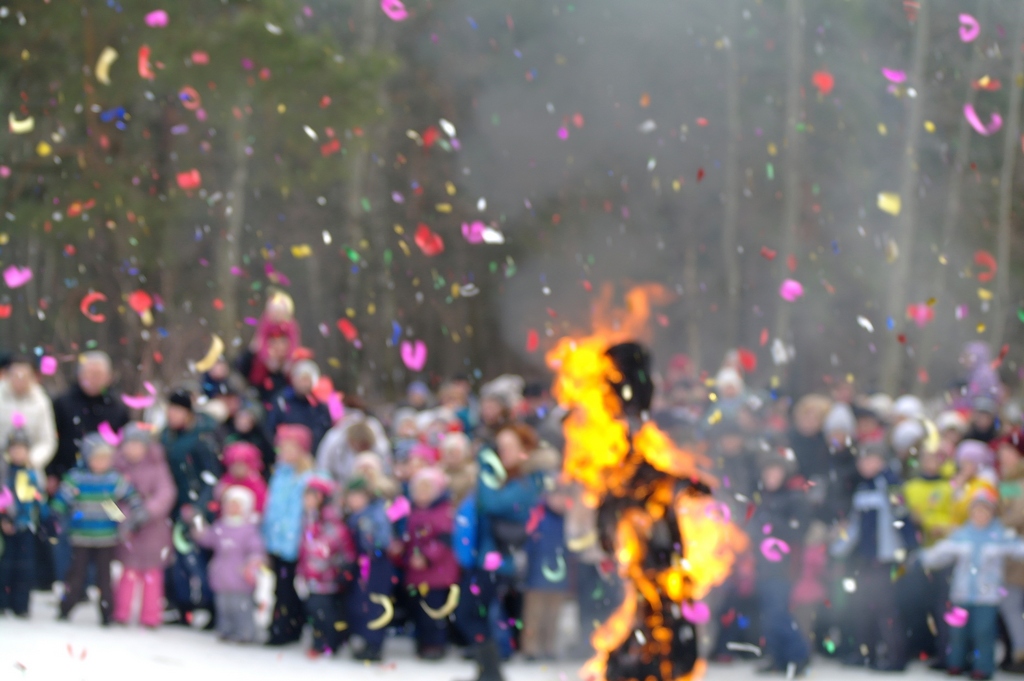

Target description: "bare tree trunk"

left=920, top=0, right=988, bottom=385
left=993, top=0, right=1024, bottom=347
left=880, top=0, right=930, bottom=395
left=772, top=0, right=805, bottom=344
left=721, top=0, right=742, bottom=349
left=218, top=108, right=249, bottom=343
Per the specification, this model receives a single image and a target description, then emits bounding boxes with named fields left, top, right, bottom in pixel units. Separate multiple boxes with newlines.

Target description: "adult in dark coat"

left=46, top=351, right=129, bottom=584
left=266, top=360, right=331, bottom=454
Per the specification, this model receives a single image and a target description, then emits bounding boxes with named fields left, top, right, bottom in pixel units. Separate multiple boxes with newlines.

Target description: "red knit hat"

left=306, top=476, right=335, bottom=497
left=223, top=441, right=263, bottom=471
left=275, top=423, right=313, bottom=453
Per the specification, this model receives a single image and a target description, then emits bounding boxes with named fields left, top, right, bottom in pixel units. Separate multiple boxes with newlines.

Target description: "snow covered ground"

left=0, top=590, right=1000, bottom=681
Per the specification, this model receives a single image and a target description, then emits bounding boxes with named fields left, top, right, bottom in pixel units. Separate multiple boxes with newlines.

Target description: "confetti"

left=778, top=279, right=804, bottom=302
left=193, top=334, right=224, bottom=373
left=811, top=70, right=834, bottom=95
left=380, top=0, right=408, bottom=22
left=400, top=339, right=427, bottom=371
left=877, top=192, right=902, bottom=216
left=3, top=266, right=32, bottom=289
left=95, top=46, right=118, bottom=85
left=144, top=10, right=169, bottom=27
left=964, top=102, right=1002, bottom=136
left=881, top=67, right=907, bottom=83
left=8, top=112, right=33, bottom=134
left=959, top=13, right=980, bottom=42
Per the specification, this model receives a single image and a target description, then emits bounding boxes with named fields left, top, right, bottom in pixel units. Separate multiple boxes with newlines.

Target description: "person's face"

left=266, top=336, right=290, bottom=364
left=856, top=416, right=880, bottom=439
left=1000, top=444, right=1022, bottom=474
left=303, top=489, right=322, bottom=513
left=794, top=409, right=823, bottom=437
left=409, top=391, right=428, bottom=408
left=123, top=440, right=147, bottom=464
left=224, top=497, right=245, bottom=519
left=856, top=454, right=885, bottom=480
left=277, top=440, right=302, bottom=466
left=166, top=404, right=192, bottom=431
left=209, top=359, right=230, bottom=381
left=7, top=443, right=29, bottom=467
left=761, top=466, right=786, bottom=492
left=441, top=443, right=469, bottom=468
left=411, top=477, right=437, bottom=509
left=919, top=452, right=941, bottom=476
left=88, top=449, right=114, bottom=474
left=831, top=382, right=855, bottom=405
left=229, top=461, right=251, bottom=479
left=234, top=410, right=255, bottom=434
left=397, top=418, right=418, bottom=440
left=481, top=397, right=505, bottom=426
left=941, top=429, right=962, bottom=448
left=717, top=434, right=745, bottom=456
left=972, top=410, right=995, bottom=431
left=79, top=360, right=111, bottom=397
left=970, top=503, right=994, bottom=529
left=960, top=460, right=980, bottom=479
left=7, top=363, right=34, bottom=396
left=346, top=490, right=369, bottom=513
left=496, top=430, right=529, bottom=470
left=292, top=372, right=313, bottom=396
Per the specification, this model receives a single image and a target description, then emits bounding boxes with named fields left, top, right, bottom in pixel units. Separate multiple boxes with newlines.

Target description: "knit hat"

left=972, top=396, right=999, bottom=416
left=5, top=427, right=31, bottom=449
left=290, top=359, right=320, bottom=385
left=891, top=419, right=926, bottom=455
left=955, top=439, right=996, bottom=468
left=409, top=442, right=439, bottom=465
left=865, top=393, right=894, bottom=422
left=275, top=423, right=313, bottom=453
left=936, top=410, right=969, bottom=435
left=892, top=395, right=925, bottom=421
left=122, top=422, right=153, bottom=445
left=715, top=367, right=745, bottom=394
left=223, top=441, right=263, bottom=471
left=222, top=485, right=256, bottom=518
left=969, top=486, right=999, bottom=510
left=407, top=380, right=430, bottom=398
left=306, top=476, right=335, bottom=497
left=80, top=432, right=115, bottom=462
left=823, top=403, right=856, bottom=436
left=168, top=389, right=193, bottom=412
left=757, top=448, right=798, bottom=476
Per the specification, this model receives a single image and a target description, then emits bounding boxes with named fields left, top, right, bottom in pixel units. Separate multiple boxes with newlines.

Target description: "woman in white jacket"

left=0, top=357, right=57, bottom=475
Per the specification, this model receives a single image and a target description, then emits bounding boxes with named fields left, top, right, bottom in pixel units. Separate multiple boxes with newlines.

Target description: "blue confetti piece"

left=737, top=614, right=749, bottom=629
left=467, top=16, right=478, bottom=29
left=831, top=240, right=839, bottom=253
left=391, top=321, right=402, bottom=346
left=886, top=316, right=895, bottom=330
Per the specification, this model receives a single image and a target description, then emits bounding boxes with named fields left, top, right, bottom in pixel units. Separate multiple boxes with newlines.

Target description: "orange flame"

left=548, top=284, right=748, bottom=681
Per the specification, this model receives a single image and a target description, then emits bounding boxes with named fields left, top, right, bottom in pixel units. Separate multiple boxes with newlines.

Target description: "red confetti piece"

left=176, top=169, right=201, bottom=190
left=811, top=70, right=835, bottom=95
left=413, top=223, right=444, bottom=256
left=759, top=328, right=769, bottom=346
left=526, top=329, right=539, bottom=352
left=696, top=168, right=705, bottom=182
left=760, top=246, right=777, bottom=261
left=974, top=250, right=997, bottom=282
left=422, top=126, right=439, bottom=148
left=79, top=291, right=107, bottom=323
left=128, top=290, right=153, bottom=313
left=337, top=319, right=359, bottom=343
left=786, top=254, right=797, bottom=272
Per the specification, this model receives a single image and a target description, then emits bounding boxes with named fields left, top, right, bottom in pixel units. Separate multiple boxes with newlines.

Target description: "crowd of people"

left=2, top=291, right=1024, bottom=681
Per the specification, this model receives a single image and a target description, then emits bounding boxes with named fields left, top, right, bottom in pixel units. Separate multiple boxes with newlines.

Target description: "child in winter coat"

left=0, top=428, right=49, bottom=616
left=440, top=432, right=477, bottom=507
left=904, top=448, right=955, bottom=547
left=402, top=466, right=459, bottom=660
left=951, top=440, right=999, bottom=525
left=921, top=488, right=1024, bottom=680
left=190, top=485, right=266, bottom=643
left=263, top=423, right=315, bottom=646
left=113, top=424, right=176, bottom=627
left=749, top=450, right=810, bottom=675
left=830, top=443, right=918, bottom=671
left=522, top=478, right=571, bottom=662
left=216, top=442, right=268, bottom=514
left=345, top=475, right=395, bottom=662
left=53, top=433, right=142, bottom=625
left=298, top=476, right=355, bottom=657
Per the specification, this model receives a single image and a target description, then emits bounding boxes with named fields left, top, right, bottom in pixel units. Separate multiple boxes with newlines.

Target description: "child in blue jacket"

left=0, top=429, right=49, bottom=616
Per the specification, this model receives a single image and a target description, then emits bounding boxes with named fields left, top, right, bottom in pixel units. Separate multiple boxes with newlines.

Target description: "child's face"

left=89, top=450, right=114, bottom=474
left=441, top=443, right=468, bottom=468
left=970, top=503, right=994, bottom=529
left=292, top=372, right=314, bottom=396
left=972, top=410, right=995, bottom=431
left=1000, top=444, right=1022, bottom=475
left=918, top=452, right=941, bottom=476
left=761, top=466, right=786, bottom=492
left=224, top=497, right=245, bottom=519
left=346, top=490, right=369, bottom=513
left=481, top=397, right=506, bottom=426
left=496, top=430, right=528, bottom=470
left=123, top=440, right=147, bottom=464
left=794, top=409, right=823, bottom=437
left=7, top=443, right=28, bottom=467
left=229, top=461, right=251, bottom=479
left=411, top=478, right=439, bottom=509
left=276, top=441, right=303, bottom=466
left=856, top=454, right=885, bottom=480
left=209, top=358, right=230, bottom=381
left=234, top=410, right=255, bottom=433
left=960, top=460, right=979, bottom=479
left=266, top=336, right=290, bottom=364
left=303, top=490, right=322, bottom=513
left=397, top=418, right=418, bottom=439
left=166, top=404, right=192, bottom=431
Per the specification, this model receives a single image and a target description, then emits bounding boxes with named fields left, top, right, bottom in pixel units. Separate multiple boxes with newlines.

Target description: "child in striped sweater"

left=53, top=433, right=142, bottom=625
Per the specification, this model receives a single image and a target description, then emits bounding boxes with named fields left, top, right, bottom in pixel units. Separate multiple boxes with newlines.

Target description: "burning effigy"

left=547, top=285, right=748, bottom=681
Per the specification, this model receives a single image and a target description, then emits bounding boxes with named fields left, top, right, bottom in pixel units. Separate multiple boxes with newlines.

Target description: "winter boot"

left=457, top=641, right=504, bottom=681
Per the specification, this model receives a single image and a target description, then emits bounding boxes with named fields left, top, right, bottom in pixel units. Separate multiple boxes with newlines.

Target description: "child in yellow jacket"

left=904, top=449, right=954, bottom=546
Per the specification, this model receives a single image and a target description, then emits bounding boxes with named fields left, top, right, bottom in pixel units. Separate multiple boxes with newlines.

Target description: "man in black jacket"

left=46, top=351, right=129, bottom=584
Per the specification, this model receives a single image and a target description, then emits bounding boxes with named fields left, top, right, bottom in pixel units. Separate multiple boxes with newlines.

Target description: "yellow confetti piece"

left=445, top=181, right=456, bottom=196
left=366, top=302, right=376, bottom=315
left=94, top=46, right=118, bottom=85
left=978, top=288, right=993, bottom=301
left=924, top=120, right=935, bottom=133
left=327, top=357, right=341, bottom=368
left=290, top=244, right=312, bottom=258
left=878, top=123, right=888, bottom=135
left=435, top=203, right=452, bottom=213
left=398, top=240, right=410, bottom=256
left=768, top=142, right=778, bottom=156
left=977, top=323, right=987, bottom=333
left=707, top=409, right=722, bottom=425
left=877, top=192, right=901, bottom=216
left=8, top=112, right=34, bottom=134
left=672, top=179, right=681, bottom=192
left=36, top=141, right=52, bottom=157
left=277, top=103, right=286, bottom=114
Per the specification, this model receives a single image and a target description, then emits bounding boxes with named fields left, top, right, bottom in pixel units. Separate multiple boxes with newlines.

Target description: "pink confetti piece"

left=11, top=412, right=24, bottom=428
left=400, top=339, right=427, bottom=371
left=0, top=485, right=13, bottom=513
left=380, top=0, right=408, bottom=21
left=959, top=13, right=980, bottom=42
left=0, top=166, right=10, bottom=178
left=557, top=126, right=569, bottom=140
left=144, top=9, right=169, bottom=27
left=3, top=265, right=32, bottom=288
left=944, top=606, right=969, bottom=628
left=327, top=391, right=345, bottom=423
left=122, top=382, right=157, bottom=410
left=779, top=279, right=804, bottom=302
left=760, top=537, right=791, bottom=562
left=97, top=421, right=122, bottom=446
left=964, top=102, right=1002, bottom=136
left=681, top=600, right=710, bottom=624
left=461, top=221, right=486, bottom=244
left=386, top=496, right=411, bottom=522
left=482, top=551, right=503, bottom=571
left=39, top=356, right=57, bottom=376
left=881, top=67, right=907, bottom=84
